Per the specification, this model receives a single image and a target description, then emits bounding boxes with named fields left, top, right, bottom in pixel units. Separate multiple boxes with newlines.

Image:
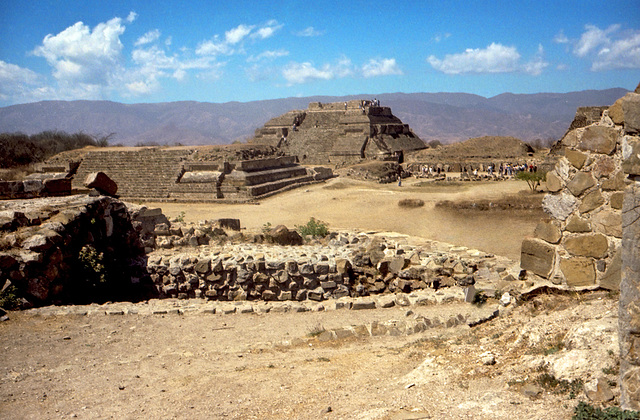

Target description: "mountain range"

left=0, top=88, right=628, bottom=146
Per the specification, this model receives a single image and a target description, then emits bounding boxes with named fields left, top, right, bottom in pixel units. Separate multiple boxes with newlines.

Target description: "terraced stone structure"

left=37, top=145, right=332, bottom=202
left=250, top=100, right=426, bottom=164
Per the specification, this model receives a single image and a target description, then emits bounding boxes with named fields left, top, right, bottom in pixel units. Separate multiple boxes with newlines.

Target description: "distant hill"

left=0, top=89, right=627, bottom=146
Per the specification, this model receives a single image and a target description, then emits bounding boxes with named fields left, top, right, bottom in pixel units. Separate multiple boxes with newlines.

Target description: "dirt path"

left=146, top=177, right=542, bottom=260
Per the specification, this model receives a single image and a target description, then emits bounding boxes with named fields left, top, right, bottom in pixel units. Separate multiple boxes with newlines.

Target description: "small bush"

left=296, top=217, right=329, bottom=237
left=536, top=373, right=583, bottom=398
left=0, top=284, right=22, bottom=310
left=573, top=401, right=640, bottom=419
left=398, top=198, right=425, bottom=208
left=516, top=170, right=547, bottom=192
left=473, top=291, right=488, bottom=306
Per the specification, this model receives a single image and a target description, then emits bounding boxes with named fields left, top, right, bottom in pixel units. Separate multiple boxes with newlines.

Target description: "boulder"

left=622, top=92, right=640, bottom=134
left=84, top=172, right=118, bottom=196
left=269, top=225, right=303, bottom=246
left=544, top=171, right=563, bottom=193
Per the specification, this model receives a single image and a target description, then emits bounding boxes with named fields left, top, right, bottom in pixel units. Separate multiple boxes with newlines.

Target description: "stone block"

left=592, top=210, right=622, bottom=238
left=520, top=238, right=556, bottom=279
left=560, top=257, right=596, bottom=287
left=609, top=97, right=625, bottom=125
left=564, top=233, right=608, bottom=258
left=84, top=172, right=118, bottom=196
left=351, top=300, right=376, bottom=310
left=565, top=149, right=587, bottom=169
left=600, top=249, right=622, bottom=291
left=534, top=220, right=562, bottom=244
left=593, top=155, right=617, bottom=178
left=542, top=192, right=578, bottom=221
left=43, top=178, right=71, bottom=195
left=565, top=215, right=592, bottom=233
left=622, top=92, right=640, bottom=134
left=567, top=172, right=596, bottom=196
left=579, top=189, right=605, bottom=214
left=545, top=171, right=563, bottom=192
left=623, top=137, right=640, bottom=176
left=578, top=125, right=618, bottom=155
left=611, top=192, right=625, bottom=209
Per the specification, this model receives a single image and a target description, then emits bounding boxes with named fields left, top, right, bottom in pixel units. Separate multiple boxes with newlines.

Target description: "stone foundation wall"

left=519, top=92, right=638, bottom=289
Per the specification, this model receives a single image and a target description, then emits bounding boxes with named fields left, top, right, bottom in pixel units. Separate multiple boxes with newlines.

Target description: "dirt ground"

left=3, top=177, right=618, bottom=420
left=0, top=291, right=619, bottom=419
left=146, top=176, right=544, bottom=261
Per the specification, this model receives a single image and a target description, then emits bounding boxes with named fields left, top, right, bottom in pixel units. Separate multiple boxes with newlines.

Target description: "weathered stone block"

left=560, top=257, right=596, bottom=286
left=623, top=137, right=640, bottom=176
left=592, top=210, right=622, bottom=238
left=542, top=192, right=578, bottom=221
left=603, top=170, right=627, bottom=191
left=593, top=155, right=617, bottom=178
left=600, top=248, right=621, bottom=290
left=545, top=171, right=562, bottom=192
left=622, top=92, right=640, bottom=134
left=565, top=215, right=592, bottom=233
left=565, top=149, right=587, bottom=169
left=84, top=172, right=118, bottom=196
left=534, top=220, right=562, bottom=244
left=578, top=125, right=618, bottom=155
left=579, top=189, right=605, bottom=214
left=43, top=178, right=71, bottom=195
left=564, top=233, right=608, bottom=258
left=520, top=238, right=556, bottom=279
left=567, top=172, right=596, bottom=196
left=611, top=192, right=625, bottom=209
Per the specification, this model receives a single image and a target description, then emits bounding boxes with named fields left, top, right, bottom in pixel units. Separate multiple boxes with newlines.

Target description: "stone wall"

left=519, top=91, right=637, bottom=289
left=618, top=86, right=640, bottom=410
left=0, top=195, right=148, bottom=307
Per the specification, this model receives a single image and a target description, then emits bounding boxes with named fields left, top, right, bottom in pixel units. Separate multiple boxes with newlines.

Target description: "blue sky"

left=0, top=0, right=639, bottom=106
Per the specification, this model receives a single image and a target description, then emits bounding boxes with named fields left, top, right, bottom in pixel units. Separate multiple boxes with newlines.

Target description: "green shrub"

left=296, top=217, right=329, bottom=237
left=515, top=170, right=547, bottom=192
left=0, top=284, right=21, bottom=310
left=573, top=401, right=640, bottom=419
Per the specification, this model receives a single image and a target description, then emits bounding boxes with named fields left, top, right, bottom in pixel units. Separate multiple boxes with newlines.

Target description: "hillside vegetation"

left=0, top=131, right=109, bottom=168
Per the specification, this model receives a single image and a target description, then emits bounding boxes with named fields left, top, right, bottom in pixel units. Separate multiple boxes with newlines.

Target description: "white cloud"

left=247, top=49, right=289, bottom=62
left=553, top=30, right=569, bottom=44
left=428, top=42, right=547, bottom=75
left=252, top=20, right=283, bottom=40
left=362, top=58, right=402, bottom=78
left=0, top=60, right=51, bottom=102
left=296, top=27, right=323, bottom=37
left=32, top=17, right=126, bottom=85
left=282, top=62, right=335, bottom=84
left=433, top=33, right=451, bottom=43
left=135, top=29, right=161, bottom=46
left=522, top=44, right=549, bottom=76
left=225, top=24, right=254, bottom=44
left=570, top=24, right=640, bottom=70
left=196, top=36, right=231, bottom=56
left=574, top=24, right=619, bottom=57
left=126, top=11, right=138, bottom=23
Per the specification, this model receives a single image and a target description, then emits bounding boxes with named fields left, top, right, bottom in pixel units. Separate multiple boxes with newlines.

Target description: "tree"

left=516, top=170, right=546, bottom=192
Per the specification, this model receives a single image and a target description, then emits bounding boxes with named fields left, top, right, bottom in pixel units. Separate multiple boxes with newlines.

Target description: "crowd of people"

left=412, top=162, right=539, bottom=178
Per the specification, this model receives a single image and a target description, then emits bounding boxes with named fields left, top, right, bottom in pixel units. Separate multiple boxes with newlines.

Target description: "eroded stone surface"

left=560, top=257, right=596, bottom=286
left=578, top=125, right=618, bottom=155
left=520, top=238, right=555, bottom=279
left=563, top=233, right=609, bottom=258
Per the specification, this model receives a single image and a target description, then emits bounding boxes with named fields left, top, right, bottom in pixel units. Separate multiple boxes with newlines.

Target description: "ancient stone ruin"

left=250, top=99, right=427, bottom=164
left=15, top=145, right=333, bottom=202
left=518, top=83, right=640, bottom=409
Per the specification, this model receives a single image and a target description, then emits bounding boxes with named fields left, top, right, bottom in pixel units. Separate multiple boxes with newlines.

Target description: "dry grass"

left=398, top=198, right=425, bottom=208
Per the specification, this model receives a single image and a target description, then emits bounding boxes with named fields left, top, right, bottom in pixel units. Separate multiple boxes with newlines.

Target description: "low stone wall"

left=143, top=230, right=515, bottom=303
left=0, top=178, right=71, bottom=199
